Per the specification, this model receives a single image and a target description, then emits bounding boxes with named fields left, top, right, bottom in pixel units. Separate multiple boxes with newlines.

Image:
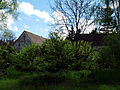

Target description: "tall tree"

left=94, top=0, right=120, bottom=33
left=118, top=0, right=120, bottom=33
left=0, top=0, right=18, bottom=30
left=51, top=0, right=96, bottom=41
left=111, top=0, right=120, bottom=32
left=94, top=0, right=117, bottom=33
left=0, top=30, right=16, bottom=45
left=100, top=0, right=116, bottom=33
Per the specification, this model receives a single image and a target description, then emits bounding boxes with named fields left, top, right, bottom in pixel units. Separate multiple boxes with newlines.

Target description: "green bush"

left=41, top=33, right=98, bottom=72
left=0, top=43, right=16, bottom=69
left=0, top=43, right=17, bottom=78
left=15, top=32, right=100, bottom=73
left=18, top=73, right=40, bottom=86
left=97, top=33, right=120, bottom=69
left=41, top=33, right=75, bottom=72
left=90, top=70, right=120, bottom=82
left=16, top=43, right=47, bottom=72
left=41, top=72, right=65, bottom=84
left=69, top=41, right=97, bottom=71
left=64, top=70, right=91, bottom=82
left=98, top=85, right=116, bottom=90
left=6, top=67, right=24, bottom=79
left=19, top=72, right=65, bottom=85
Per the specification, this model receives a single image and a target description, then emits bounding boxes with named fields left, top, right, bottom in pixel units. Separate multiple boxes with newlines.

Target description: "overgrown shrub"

left=64, top=70, right=91, bottom=82
left=0, top=43, right=16, bottom=69
left=0, top=43, right=17, bottom=78
left=89, top=69, right=120, bottom=82
left=19, top=72, right=65, bottom=85
left=6, top=66, right=25, bottom=79
left=16, top=44, right=48, bottom=72
left=69, top=41, right=98, bottom=71
left=97, top=33, right=120, bottom=69
left=19, top=73, right=39, bottom=85
left=41, top=33, right=75, bottom=72
left=41, top=33, right=98, bottom=72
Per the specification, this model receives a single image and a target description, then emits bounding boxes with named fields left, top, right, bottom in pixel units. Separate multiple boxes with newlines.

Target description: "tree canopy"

left=0, top=0, right=18, bottom=30
left=94, top=0, right=120, bottom=33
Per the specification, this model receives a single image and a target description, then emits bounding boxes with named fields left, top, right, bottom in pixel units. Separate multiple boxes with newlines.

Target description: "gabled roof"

left=24, top=31, right=47, bottom=45
left=14, top=30, right=47, bottom=45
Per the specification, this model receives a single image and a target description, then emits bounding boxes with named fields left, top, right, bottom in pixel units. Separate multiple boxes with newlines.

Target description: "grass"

left=0, top=79, right=18, bottom=90
left=0, top=70, right=120, bottom=90
left=0, top=79, right=120, bottom=90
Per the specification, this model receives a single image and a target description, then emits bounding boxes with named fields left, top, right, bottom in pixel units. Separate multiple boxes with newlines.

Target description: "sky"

left=5, top=0, right=98, bottom=39
left=12, top=0, right=54, bottom=38
left=1, top=0, right=119, bottom=39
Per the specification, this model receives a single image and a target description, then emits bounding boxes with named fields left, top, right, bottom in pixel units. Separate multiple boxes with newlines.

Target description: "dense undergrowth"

left=0, top=32, right=120, bottom=89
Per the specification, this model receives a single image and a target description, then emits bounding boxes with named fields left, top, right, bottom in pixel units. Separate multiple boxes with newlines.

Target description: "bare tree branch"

left=51, top=0, right=96, bottom=38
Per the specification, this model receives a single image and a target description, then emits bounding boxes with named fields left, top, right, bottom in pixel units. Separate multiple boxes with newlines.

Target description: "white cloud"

left=19, top=2, right=54, bottom=23
left=7, top=15, right=14, bottom=30
left=13, top=26, right=18, bottom=32
left=18, top=17, right=22, bottom=21
left=39, top=28, right=49, bottom=32
left=0, top=10, right=18, bottom=32
left=24, top=25, right=30, bottom=29
left=40, top=28, right=42, bottom=30
left=19, top=2, right=34, bottom=15
left=52, top=11, right=95, bottom=38
left=0, top=10, right=14, bottom=29
left=53, top=11, right=67, bottom=24
left=36, top=19, right=39, bottom=22
left=44, top=28, right=49, bottom=32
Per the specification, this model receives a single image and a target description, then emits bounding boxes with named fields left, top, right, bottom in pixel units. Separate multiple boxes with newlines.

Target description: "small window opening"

left=18, top=43, right=20, bottom=46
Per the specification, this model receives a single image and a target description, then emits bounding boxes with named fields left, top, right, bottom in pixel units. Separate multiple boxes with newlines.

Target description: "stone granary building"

left=13, top=31, right=47, bottom=51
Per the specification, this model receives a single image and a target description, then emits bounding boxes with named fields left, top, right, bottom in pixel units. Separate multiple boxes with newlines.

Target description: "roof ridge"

left=24, top=30, right=47, bottom=39
left=23, top=30, right=47, bottom=45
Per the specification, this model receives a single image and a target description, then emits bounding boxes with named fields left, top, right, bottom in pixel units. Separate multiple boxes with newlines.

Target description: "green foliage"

left=64, top=70, right=91, bottom=82
left=98, top=84, right=116, bottom=90
left=18, top=70, right=91, bottom=86
left=41, top=33, right=99, bottom=72
left=6, top=67, right=25, bottom=79
left=0, top=0, right=18, bottom=18
left=1, top=77, right=120, bottom=90
left=18, top=73, right=39, bottom=85
left=97, top=33, right=120, bottom=69
left=0, top=30, right=16, bottom=43
left=90, top=70, right=120, bottom=82
left=16, top=43, right=47, bottom=72
left=19, top=72, right=65, bottom=86
left=0, top=43, right=16, bottom=71
left=0, top=43, right=17, bottom=79
left=0, top=79, right=18, bottom=90
left=69, top=41, right=97, bottom=71
left=95, top=0, right=117, bottom=32
left=99, top=6, right=116, bottom=31
left=41, top=32, right=75, bottom=72
left=38, top=72, right=65, bottom=84
left=0, top=0, right=18, bottom=30
left=2, top=32, right=120, bottom=88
